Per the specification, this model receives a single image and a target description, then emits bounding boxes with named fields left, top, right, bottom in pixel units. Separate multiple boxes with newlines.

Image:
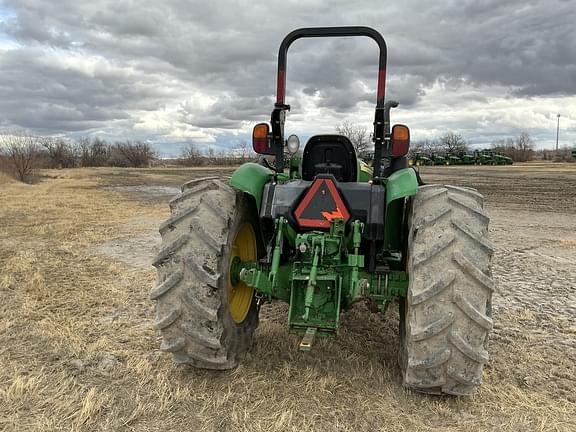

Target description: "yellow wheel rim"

left=228, top=223, right=256, bottom=324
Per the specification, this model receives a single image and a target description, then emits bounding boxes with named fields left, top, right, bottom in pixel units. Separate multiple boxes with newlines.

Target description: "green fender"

left=229, top=162, right=274, bottom=212
left=384, top=168, right=419, bottom=256
left=385, top=167, right=419, bottom=206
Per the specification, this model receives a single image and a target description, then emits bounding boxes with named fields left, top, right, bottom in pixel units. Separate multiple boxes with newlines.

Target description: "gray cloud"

left=0, top=46, right=180, bottom=132
left=179, top=95, right=275, bottom=129
left=0, top=0, right=575, bottom=149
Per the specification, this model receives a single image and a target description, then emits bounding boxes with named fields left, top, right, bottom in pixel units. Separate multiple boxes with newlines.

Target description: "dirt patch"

left=101, top=184, right=181, bottom=202
left=418, top=163, right=576, bottom=214
left=93, top=215, right=163, bottom=268
left=94, top=231, right=160, bottom=269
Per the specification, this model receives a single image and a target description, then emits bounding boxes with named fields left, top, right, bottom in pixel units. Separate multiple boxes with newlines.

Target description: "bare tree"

left=41, top=137, right=77, bottom=168
left=491, top=132, right=534, bottom=162
left=491, top=138, right=511, bottom=161
left=235, top=140, right=251, bottom=162
left=179, top=142, right=204, bottom=166
left=109, top=141, right=156, bottom=167
left=77, top=137, right=92, bottom=166
left=438, top=132, right=468, bottom=155
left=537, top=145, right=575, bottom=162
left=410, top=138, right=438, bottom=155
left=207, top=146, right=215, bottom=164
left=514, top=132, right=535, bottom=161
left=0, top=133, right=42, bottom=183
left=336, top=121, right=371, bottom=157
left=78, top=137, right=112, bottom=167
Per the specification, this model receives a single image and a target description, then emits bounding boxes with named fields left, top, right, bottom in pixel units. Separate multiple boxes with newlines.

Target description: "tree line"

left=2, top=126, right=571, bottom=184
left=410, top=132, right=469, bottom=157
left=0, top=133, right=256, bottom=183
left=178, top=141, right=255, bottom=167
left=489, top=132, right=536, bottom=162
left=0, top=134, right=157, bottom=183
left=411, top=131, right=536, bottom=162
left=336, top=121, right=541, bottom=163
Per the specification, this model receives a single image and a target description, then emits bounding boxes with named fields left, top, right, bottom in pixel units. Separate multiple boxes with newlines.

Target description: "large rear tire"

left=151, top=177, right=259, bottom=369
left=400, top=184, right=495, bottom=395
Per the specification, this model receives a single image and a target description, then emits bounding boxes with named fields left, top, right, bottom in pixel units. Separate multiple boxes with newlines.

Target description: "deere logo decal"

left=294, top=178, right=350, bottom=228
left=321, top=207, right=345, bottom=221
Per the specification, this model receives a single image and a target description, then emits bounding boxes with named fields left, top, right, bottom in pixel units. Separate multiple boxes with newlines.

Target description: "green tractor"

left=458, top=153, right=476, bottom=165
left=431, top=153, right=449, bottom=165
left=410, top=152, right=433, bottom=166
left=152, top=27, right=494, bottom=396
left=474, top=150, right=495, bottom=165
left=446, top=154, right=461, bottom=165
left=480, top=151, right=513, bottom=165
left=494, top=153, right=513, bottom=165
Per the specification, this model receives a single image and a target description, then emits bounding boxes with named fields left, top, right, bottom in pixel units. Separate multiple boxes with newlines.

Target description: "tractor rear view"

left=152, top=27, right=495, bottom=396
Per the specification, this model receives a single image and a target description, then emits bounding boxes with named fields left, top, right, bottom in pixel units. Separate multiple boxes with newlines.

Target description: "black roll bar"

left=270, top=26, right=391, bottom=177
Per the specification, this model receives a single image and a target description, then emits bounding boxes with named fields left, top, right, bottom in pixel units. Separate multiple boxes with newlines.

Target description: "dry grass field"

left=1, top=163, right=575, bottom=431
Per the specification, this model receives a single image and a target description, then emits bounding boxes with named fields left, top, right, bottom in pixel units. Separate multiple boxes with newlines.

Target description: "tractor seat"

left=301, top=135, right=357, bottom=182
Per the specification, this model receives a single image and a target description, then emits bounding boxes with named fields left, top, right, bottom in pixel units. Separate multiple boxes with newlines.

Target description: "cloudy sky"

left=0, top=0, right=575, bottom=156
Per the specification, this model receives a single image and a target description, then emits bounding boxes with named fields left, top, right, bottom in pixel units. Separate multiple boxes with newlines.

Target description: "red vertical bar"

left=276, top=70, right=286, bottom=104
left=377, top=69, right=386, bottom=104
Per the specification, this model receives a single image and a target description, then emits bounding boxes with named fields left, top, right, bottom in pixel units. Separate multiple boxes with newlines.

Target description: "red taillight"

left=391, top=124, right=410, bottom=157
left=294, top=177, right=350, bottom=229
left=252, top=123, right=271, bottom=154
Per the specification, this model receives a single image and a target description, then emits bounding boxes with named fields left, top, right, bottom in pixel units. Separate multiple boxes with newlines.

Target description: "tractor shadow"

left=243, top=302, right=402, bottom=388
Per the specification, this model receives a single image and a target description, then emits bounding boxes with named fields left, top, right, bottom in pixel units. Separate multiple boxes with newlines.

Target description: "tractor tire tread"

left=152, top=235, right=190, bottom=267
left=150, top=270, right=183, bottom=300
left=152, top=178, right=258, bottom=369
left=170, top=181, right=213, bottom=209
left=154, top=307, right=181, bottom=330
left=410, top=271, right=455, bottom=305
left=401, top=184, right=494, bottom=396
left=181, top=176, right=219, bottom=192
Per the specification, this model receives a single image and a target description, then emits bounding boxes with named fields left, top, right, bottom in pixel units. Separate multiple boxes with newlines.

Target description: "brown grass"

left=0, top=168, right=575, bottom=431
left=0, top=171, right=16, bottom=186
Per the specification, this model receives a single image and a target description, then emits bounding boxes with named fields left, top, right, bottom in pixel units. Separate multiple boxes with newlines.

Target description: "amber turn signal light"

left=252, top=123, right=271, bottom=154
left=390, top=124, right=410, bottom=157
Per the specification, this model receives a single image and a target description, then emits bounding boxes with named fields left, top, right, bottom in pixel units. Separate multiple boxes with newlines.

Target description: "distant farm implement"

left=409, top=149, right=513, bottom=166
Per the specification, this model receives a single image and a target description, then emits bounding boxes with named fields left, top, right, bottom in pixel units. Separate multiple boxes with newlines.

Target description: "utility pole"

left=556, top=113, right=560, bottom=151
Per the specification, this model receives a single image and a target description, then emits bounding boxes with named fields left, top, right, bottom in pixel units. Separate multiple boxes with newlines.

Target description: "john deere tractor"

left=447, top=154, right=461, bottom=165
left=152, top=27, right=495, bottom=396
left=410, top=152, right=433, bottom=166
left=458, top=152, right=476, bottom=165
left=494, top=153, right=513, bottom=165
left=474, top=150, right=495, bottom=165
left=431, top=153, right=449, bottom=165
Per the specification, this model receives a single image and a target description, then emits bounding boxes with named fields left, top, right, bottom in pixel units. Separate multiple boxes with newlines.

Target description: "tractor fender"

left=229, top=162, right=274, bottom=212
left=385, top=167, right=419, bottom=206
left=383, top=168, right=419, bottom=254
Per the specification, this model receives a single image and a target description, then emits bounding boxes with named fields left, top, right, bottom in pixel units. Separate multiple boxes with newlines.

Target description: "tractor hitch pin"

left=299, top=327, right=317, bottom=352
left=255, top=292, right=264, bottom=308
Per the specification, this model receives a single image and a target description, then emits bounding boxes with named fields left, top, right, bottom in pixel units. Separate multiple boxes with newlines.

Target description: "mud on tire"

left=400, top=184, right=495, bottom=396
left=151, top=177, right=259, bottom=369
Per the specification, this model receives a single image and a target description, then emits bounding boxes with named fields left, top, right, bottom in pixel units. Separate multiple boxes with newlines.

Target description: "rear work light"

left=390, top=124, right=410, bottom=157
left=294, top=177, right=350, bottom=229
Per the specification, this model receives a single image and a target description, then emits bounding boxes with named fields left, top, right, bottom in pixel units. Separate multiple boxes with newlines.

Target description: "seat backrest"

left=301, top=135, right=358, bottom=182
